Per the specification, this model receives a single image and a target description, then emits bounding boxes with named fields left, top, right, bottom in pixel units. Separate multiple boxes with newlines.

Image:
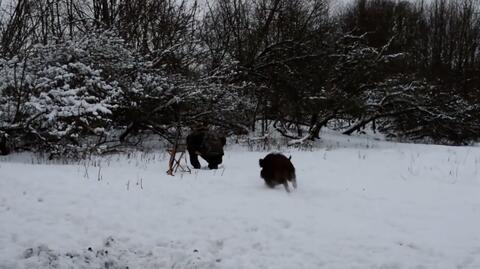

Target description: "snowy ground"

left=1, top=132, right=480, bottom=269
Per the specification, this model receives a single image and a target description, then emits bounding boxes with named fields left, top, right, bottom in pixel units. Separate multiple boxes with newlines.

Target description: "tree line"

left=0, top=0, right=479, bottom=157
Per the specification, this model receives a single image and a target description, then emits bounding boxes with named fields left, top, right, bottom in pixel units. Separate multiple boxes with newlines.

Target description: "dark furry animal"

left=259, top=153, right=297, bottom=192
left=187, top=129, right=226, bottom=169
left=0, top=134, right=10, bottom=156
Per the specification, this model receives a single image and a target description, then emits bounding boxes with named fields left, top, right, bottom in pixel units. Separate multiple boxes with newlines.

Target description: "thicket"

left=0, top=0, right=479, bottom=157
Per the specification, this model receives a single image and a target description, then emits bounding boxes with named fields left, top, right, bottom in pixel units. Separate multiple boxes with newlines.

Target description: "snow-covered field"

left=1, top=133, right=480, bottom=269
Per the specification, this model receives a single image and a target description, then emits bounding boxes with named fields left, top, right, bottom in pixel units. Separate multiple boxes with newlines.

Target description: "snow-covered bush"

left=115, top=60, right=256, bottom=143
left=377, top=82, right=480, bottom=145
left=0, top=32, right=132, bottom=157
left=0, top=31, right=256, bottom=156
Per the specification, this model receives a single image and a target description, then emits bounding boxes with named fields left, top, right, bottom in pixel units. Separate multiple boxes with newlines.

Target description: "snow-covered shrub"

left=0, top=30, right=255, bottom=156
left=115, top=60, right=256, bottom=143
left=0, top=32, right=132, bottom=157
left=377, top=82, right=480, bottom=145
left=190, top=62, right=256, bottom=135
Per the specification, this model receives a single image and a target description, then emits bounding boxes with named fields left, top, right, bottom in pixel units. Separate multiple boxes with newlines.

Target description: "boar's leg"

left=283, top=181, right=291, bottom=193
left=188, top=150, right=201, bottom=169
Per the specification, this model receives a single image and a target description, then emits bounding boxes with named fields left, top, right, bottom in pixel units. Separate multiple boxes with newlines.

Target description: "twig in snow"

left=97, top=165, right=102, bottom=181
left=83, top=161, right=90, bottom=179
